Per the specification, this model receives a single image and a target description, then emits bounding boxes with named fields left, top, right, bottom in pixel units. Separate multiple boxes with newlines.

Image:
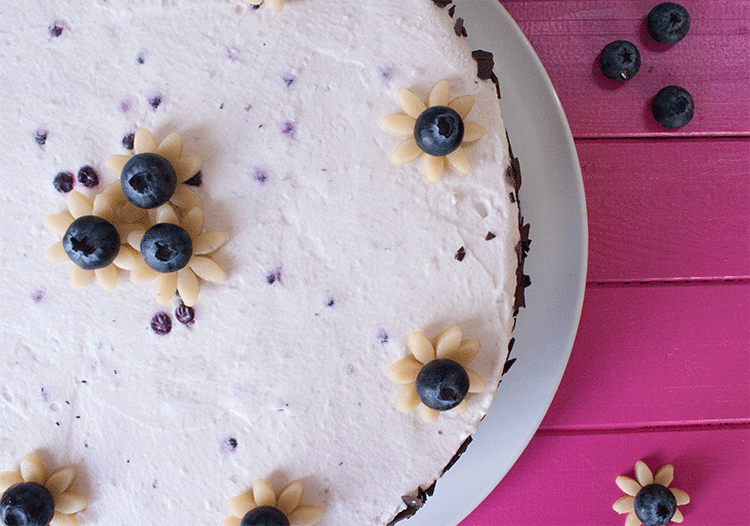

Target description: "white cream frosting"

left=0, top=1, right=519, bottom=524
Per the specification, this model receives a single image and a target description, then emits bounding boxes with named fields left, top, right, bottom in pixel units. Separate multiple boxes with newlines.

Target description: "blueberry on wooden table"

left=120, top=152, right=177, bottom=209
left=414, top=106, right=465, bottom=156
left=63, top=215, right=121, bottom=270
left=415, top=358, right=470, bottom=411
left=598, top=40, right=641, bottom=81
left=241, top=506, right=290, bottom=526
left=647, top=2, right=690, bottom=44
left=634, top=484, right=678, bottom=526
left=1, top=482, right=55, bottom=526
left=651, top=85, right=694, bottom=129
left=140, top=223, right=193, bottom=273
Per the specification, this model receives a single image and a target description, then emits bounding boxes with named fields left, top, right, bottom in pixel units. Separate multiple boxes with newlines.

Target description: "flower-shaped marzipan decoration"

left=387, top=325, right=486, bottom=423
left=381, top=79, right=486, bottom=184
left=0, top=452, right=87, bottom=526
left=222, top=478, right=324, bottom=526
left=123, top=201, right=227, bottom=306
left=614, top=460, right=690, bottom=526
left=44, top=189, right=132, bottom=292
left=244, top=0, right=286, bottom=11
left=105, top=128, right=204, bottom=214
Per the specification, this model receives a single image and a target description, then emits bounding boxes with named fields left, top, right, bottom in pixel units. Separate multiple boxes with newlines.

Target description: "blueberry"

left=62, top=215, right=121, bottom=270
left=241, top=506, right=290, bottom=526
left=634, top=484, right=677, bottom=526
left=120, top=153, right=177, bottom=209
left=651, top=85, right=694, bottom=129
left=175, top=302, right=195, bottom=326
left=414, top=106, right=464, bottom=156
left=77, top=165, right=99, bottom=188
left=122, top=133, right=135, bottom=150
left=598, top=40, right=641, bottom=81
left=53, top=171, right=75, bottom=193
left=150, top=312, right=172, bottom=335
left=140, top=223, right=193, bottom=273
left=415, top=358, right=470, bottom=411
left=648, top=3, right=690, bottom=44
left=1, top=482, right=56, bottom=526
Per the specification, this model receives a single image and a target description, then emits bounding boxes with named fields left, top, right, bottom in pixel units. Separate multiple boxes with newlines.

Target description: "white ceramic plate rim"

left=404, top=2, right=588, bottom=525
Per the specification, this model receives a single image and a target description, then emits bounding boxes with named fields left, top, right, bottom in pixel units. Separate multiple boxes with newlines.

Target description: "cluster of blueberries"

left=598, top=2, right=694, bottom=129
left=63, top=153, right=194, bottom=274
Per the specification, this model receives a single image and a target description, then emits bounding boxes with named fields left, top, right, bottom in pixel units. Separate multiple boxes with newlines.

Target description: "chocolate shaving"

left=485, top=231, right=496, bottom=241
left=454, top=17, right=467, bottom=37
left=448, top=4, right=456, bottom=17
left=503, top=357, right=517, bottom=375
left=471, top=50, right=495, bottom=80
left=455, top=246, right=466, bottom=261
left=490, top=71, right=502, bottom=99
left=441, top=435, right=473, bottom=475
left=431, top=0, right=452, bottom=8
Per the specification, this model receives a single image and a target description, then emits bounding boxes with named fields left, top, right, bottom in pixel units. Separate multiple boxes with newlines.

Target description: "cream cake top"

left=0, top=1, right=520, bottom=524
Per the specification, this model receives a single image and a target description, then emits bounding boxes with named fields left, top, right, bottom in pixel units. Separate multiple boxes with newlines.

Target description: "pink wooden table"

left=461, top=1, right=750, bottom=525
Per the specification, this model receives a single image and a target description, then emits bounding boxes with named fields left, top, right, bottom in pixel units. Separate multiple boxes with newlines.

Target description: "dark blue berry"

left=598, top=40, right=641, bottom=81
left=62, top=215, right=120, bottom=270
left=34, top=130, right=48, bottom=145
left=150, top=312, right=172, bottom=335
left=415, top=359, right=470, bottom=411
left=241, top=506, right=290, bottom=526
left=414, top=106, right=464, bottom=156
left=1, top=482, right=56, bottom=526
left=48, top=23, right=64, bottom=38
left=651, top=85, right=694, bottom=129
left=648, top=3, right=690, bottom=45
left=634, top=484, right=677, bottom=526
left=122, top=133, right=135, bottom=150
left=120, top=153, right=177, bottom=209
left=77, top=165, right=99, bottom=188
left=53, top=171, right=75, bottom=193
left=148, top=96, right=162, bottom=110
left=140, top=223, right=193, bottom=273
left=175, top=302, right=195, bottom=326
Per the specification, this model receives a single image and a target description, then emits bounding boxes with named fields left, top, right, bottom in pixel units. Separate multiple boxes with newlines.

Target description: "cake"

left=0, top=1, right=528, bottom=525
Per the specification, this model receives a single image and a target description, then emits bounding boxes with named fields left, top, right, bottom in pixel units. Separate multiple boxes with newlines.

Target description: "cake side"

left=0, top=1, right=519, bottom=525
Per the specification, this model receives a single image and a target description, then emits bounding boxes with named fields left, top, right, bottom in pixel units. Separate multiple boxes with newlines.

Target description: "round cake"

left=0, top=1, right=527, bottom=525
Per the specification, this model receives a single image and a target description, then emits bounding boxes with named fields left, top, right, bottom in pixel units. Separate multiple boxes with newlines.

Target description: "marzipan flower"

left=105, top=128, right=204, bottom=212
left=222, top=478, right=324, bottom=526
left=123, top=202, right=227, bottom=306
left=244, top=0, right=286, bottom=11
left=0, top=452, right=88, bottom=526
left=381, top=79, right=486, bottom=184
left=613, top=460, right=690, bottom=526
left=44, top=189, right=130, bottom=291
left=387, top=325, right=486, bottom=423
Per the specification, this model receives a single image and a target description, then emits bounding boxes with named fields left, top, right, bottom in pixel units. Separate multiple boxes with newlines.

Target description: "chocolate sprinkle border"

left=387, top=4, right=530, bottom=524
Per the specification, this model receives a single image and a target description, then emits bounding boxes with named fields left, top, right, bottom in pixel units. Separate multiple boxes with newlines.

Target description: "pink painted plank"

left=460, top=427, right=750, bottom=526
left=501, top=0, right=750, bottom=138
left=579, top=137, right=750, bottom=282
left=539, top=282, right=750, bottom=431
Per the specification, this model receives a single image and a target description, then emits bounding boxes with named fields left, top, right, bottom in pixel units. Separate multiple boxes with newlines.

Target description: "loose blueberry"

left=413, top=105, right=464, bottom=156
left=34, top=129, right=48, bottom=146
left=648, top=3, right=690, bottom=44
left=598, top=40, right=641, bottom=81
left=634, top=484, right=677, bottom=526
left=122, top=133, right=135, bottom=150
left=1, top=482, right=56, bottom=526
left=140, top=223, right=193, bottom=273
left=62, top=215, right=120, bottom=270
left=175, top=302, right=195, bottom=326
left=415, top=358, right=470, bottom=411
left=53, top=171, right=75, bottom=193
left=77, top=165, right=99, bottom=188
left=120, top=152, right=177, bottom=209
left=651, top=85, right=694, bottom=129
left=150, top=312, right=172, bottom=335
left=241, top=506, right=290, bottom=526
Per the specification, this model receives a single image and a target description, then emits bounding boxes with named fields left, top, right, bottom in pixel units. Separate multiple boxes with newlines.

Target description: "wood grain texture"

left=540, top=282, right=750, bottom=431
left=579, top=137, right=750, bottom=282
left=460, top=427, right=750, bottom=526
left=501, top=0, right=750, bottom=138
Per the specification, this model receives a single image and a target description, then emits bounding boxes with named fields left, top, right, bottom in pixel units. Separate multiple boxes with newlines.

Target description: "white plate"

left=406, top=2, right=588, bottom=525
